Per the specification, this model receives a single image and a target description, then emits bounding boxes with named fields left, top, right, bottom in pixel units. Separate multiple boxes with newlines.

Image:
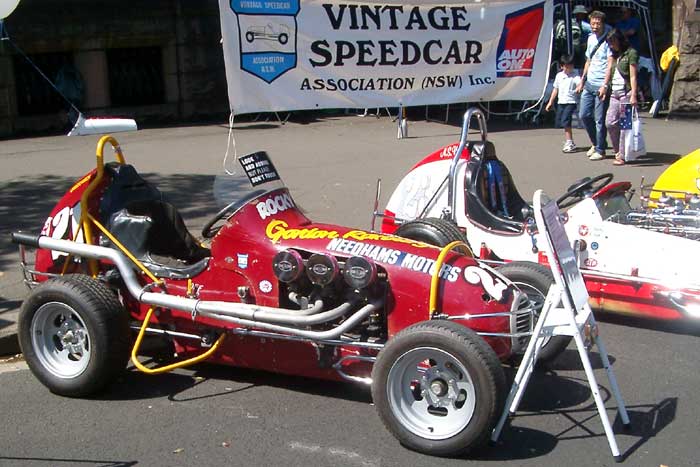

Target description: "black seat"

left=464, top=142, right=530, bottom=235
left=99, top=163, right=210, bottom=279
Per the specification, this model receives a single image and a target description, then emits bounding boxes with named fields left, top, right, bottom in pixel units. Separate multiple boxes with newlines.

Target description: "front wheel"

left=372, top=320, right=505, bottom=457
left=18, top=275, right=131, bottom=397
left=496, top=261, right=571, bottom=363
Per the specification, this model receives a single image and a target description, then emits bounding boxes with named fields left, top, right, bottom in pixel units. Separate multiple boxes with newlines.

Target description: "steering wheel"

left=201, top=190, right=266, bottom=239
left=556, top=173, right=614, bottom=209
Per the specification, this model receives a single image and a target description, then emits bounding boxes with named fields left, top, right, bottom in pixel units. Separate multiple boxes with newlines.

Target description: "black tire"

left=278, top=33, right=288, bottom=45
left=496, top=261, right=571, bottom=363
left=372, top=320, right=506, bottom=457
left=395, top=218, right=466, bottom=249
left=18, top=275, right=131, bottom=397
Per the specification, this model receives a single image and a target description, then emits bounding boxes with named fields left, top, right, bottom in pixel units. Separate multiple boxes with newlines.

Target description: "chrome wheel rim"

left=386, top=347, right=476, bottom=440
left=513, top=280, right=552, bottom=348
left=31, top=302, right=91, bottom=379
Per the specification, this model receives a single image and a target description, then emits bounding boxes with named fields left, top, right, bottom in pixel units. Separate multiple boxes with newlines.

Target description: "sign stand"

left=491, top=190, right=630, bottom=462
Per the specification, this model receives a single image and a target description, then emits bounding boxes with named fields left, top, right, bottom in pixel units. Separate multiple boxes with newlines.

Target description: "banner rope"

left=477, top=97, right=546, bottom=117
left=222, top=109, right=238, bottom=175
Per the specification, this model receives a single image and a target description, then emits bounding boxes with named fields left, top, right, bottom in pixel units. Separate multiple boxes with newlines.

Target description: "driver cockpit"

left=464, top=141, right=532, bottom=234
left=99, top=163, right=211, bottom=279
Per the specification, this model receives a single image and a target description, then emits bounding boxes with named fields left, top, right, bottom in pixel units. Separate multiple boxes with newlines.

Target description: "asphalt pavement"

left=1, top=108, right=699, bottom=466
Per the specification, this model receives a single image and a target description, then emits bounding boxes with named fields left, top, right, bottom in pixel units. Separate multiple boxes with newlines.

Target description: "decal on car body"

left=325, top=238, right=461, bottom=282
left=257, top=193, right=296, bottom=219
left=265, top=220, right=428, bottom=247
left=464, top=266, right=508, bottom=301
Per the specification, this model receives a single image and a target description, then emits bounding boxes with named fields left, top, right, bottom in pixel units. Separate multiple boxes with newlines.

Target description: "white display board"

left=492, top=190, right=630, bottom=462
left=218, top=0, right=554, bottom=114
left=538, top=192, right=590, bottom=312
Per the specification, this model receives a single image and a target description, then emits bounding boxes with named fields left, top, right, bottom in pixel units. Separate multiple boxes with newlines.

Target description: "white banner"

left=219, top=1, right=553, bottom=114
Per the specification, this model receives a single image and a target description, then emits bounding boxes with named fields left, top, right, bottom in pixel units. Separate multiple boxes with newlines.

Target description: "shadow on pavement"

left=629, top=151, right=680, bottom=167
left=0, top=298, right=21, bottom=314
left=475, top=426, right=558, bottom=460
left=494, top=372, right=677, bottom=464
left=615, top=398, right=678, bottom=461
left=98, top=360, right=372, bottom=405
left=597, top=312, right=700, bottom=337
left=0, top=456, right=136, bottom=466
left=0, top=173, right=219, bottom=271
left=542, top=348, right=617, bottom=372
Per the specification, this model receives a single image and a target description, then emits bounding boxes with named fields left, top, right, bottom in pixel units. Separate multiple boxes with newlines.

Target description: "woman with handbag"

left=604, top=28, right=639, bottom=166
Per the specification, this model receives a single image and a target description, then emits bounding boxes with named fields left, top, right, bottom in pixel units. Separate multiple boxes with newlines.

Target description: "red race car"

left=12, top=136, right=536, bottom=457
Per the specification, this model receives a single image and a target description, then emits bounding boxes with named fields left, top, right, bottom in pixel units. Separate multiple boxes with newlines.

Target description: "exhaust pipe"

left=12, top=234, right=382, bottom=336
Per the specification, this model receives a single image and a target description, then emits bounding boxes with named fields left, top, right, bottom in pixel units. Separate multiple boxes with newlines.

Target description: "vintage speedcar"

left=380, top=108, right=700, bottom=322
left=12, top=135, right=539, bottom=457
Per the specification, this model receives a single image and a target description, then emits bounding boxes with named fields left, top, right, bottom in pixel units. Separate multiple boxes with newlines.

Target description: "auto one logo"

left=496, top=3, right=544, bottom=78
left=497, top=48, right=535, bottom=73
left=257, top=193, right=296, bottom=219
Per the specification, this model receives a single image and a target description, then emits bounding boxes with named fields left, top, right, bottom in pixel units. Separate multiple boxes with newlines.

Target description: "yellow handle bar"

left=429, top=241, right=473, bottom=318
left=80, top=135, right=127, bottom=275
left=131, top=307, right=226, bottom=375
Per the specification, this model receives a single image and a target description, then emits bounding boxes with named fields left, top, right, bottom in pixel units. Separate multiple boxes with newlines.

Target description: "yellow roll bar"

left=131, top=307, right=226, bottom=374
left=80, top=135, right=126, bottom=275
left=429, top=241, right=472, bottom=318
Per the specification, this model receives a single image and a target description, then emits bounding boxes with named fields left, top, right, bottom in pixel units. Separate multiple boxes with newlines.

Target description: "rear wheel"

left=18, top=275, right=131, bottom=397
left=395, top=218, right=466, bottom=248
left=496, top=261, right=571, bottom=363
left=372, top=320, right=505, bottom=457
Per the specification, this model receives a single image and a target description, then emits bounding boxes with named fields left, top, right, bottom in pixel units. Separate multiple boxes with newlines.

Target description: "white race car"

left=380, top=108, right=700, bottom=322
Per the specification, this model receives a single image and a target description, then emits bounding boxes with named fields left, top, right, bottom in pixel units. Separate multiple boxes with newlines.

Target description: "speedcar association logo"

left=230, top=0, right=300, bottom=83
left=496, top=2, right=544, bottom=78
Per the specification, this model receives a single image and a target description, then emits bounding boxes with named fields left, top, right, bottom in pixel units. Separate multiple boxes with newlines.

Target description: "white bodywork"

left=385, top=153, right=700, bottom=290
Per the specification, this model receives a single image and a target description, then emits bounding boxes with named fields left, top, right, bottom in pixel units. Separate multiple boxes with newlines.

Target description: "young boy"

left=546, top=55, right=582, bottom=153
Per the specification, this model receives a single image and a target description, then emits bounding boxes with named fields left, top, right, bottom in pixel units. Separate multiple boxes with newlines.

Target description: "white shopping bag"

left=622, top=107, right=646, bottom=162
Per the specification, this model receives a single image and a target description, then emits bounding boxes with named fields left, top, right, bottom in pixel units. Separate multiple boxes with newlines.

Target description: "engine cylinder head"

left=343, top=256, right=378, bottom=290
left=306, top=253, right=339, bottom=286
left=272, top=249, right=305, bottom=283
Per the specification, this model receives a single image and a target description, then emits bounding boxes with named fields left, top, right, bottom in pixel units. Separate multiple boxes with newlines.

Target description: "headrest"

left=468, top=141, right=497, bottom=161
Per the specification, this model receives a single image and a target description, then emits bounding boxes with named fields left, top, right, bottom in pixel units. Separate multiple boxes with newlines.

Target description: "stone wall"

left=0, top=0, right=228, bottom=137
left=669, top=0, right=700, bottom=117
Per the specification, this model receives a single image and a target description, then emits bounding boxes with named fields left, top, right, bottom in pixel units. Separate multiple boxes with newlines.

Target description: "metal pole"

left=565, top=1, right=573, bottom=57
left=396, top=105, right=407, bottom=139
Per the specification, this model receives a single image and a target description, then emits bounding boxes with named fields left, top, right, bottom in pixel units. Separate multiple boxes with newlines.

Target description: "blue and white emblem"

left=237, top=253, right=249, bottom=269
left=230, top=1, right=300, bottom=83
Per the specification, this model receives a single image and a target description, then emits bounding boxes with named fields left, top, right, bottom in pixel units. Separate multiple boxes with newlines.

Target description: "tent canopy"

left=558, top=0, right=660, bottom=82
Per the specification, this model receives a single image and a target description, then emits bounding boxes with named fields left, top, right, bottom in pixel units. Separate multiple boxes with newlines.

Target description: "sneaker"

left=562, top=141, right=577, bottom=153
left=589, top=151, right=605, bottom=161
left=586, top=146, right=596, bottom=157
